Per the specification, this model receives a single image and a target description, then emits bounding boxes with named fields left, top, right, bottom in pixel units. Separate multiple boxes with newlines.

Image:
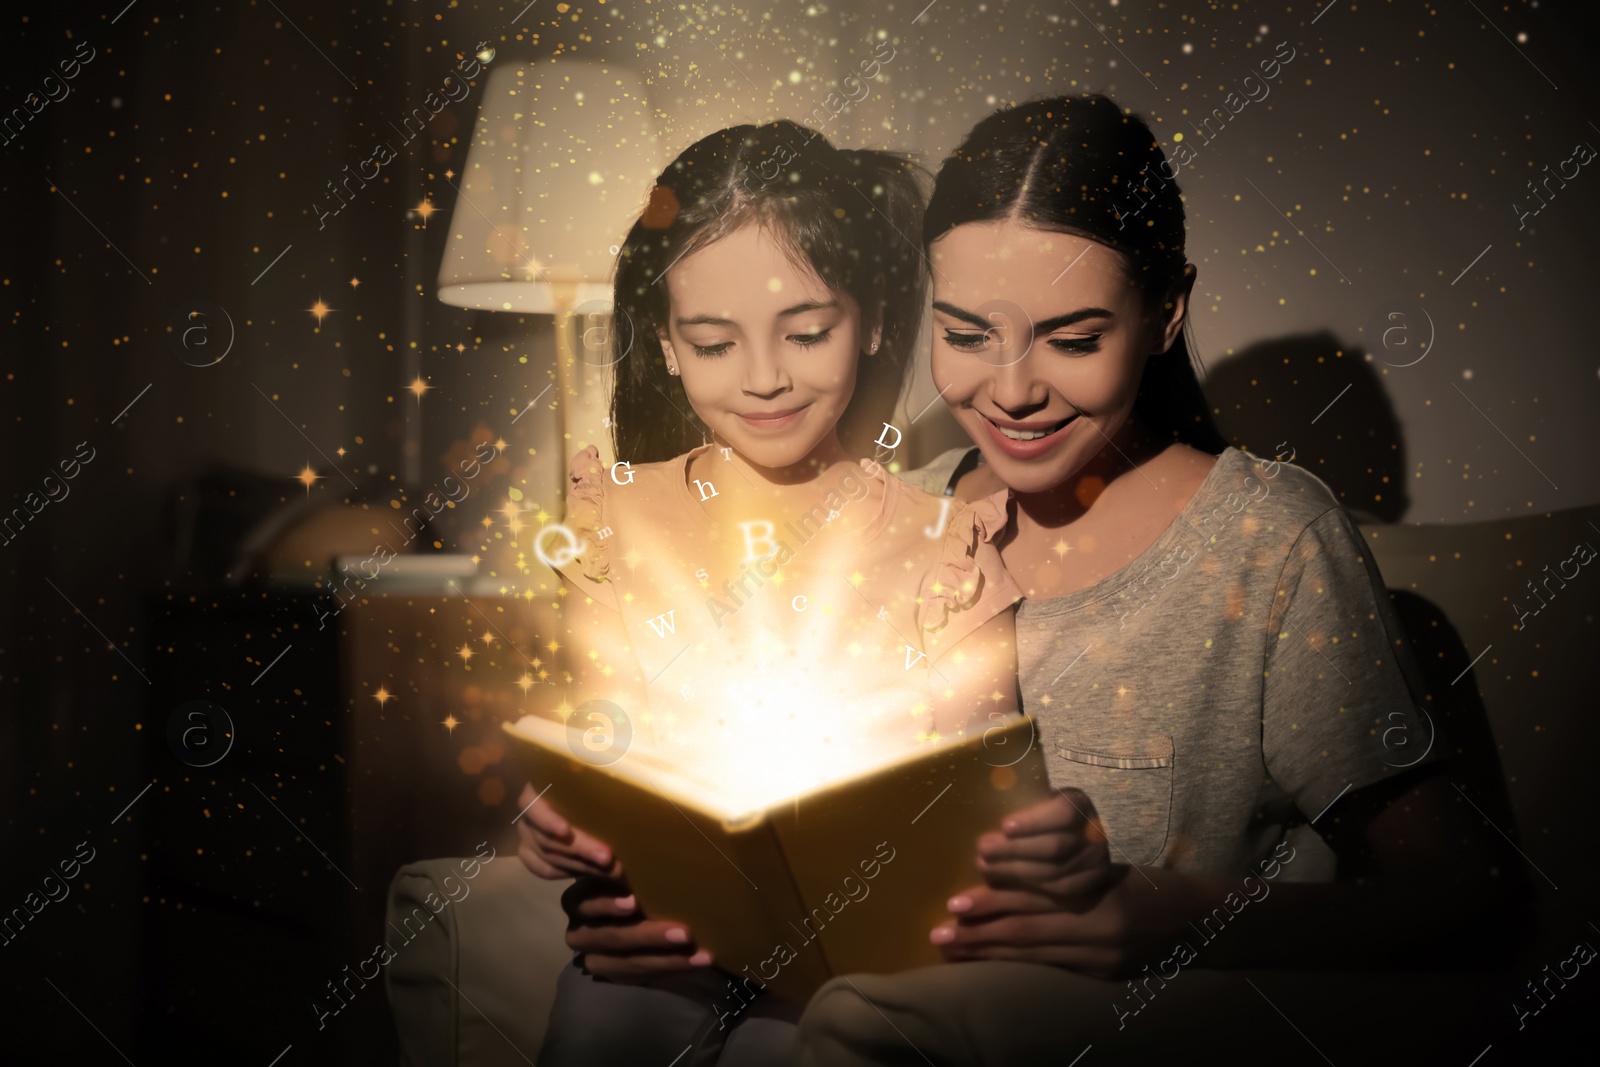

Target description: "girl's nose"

left=742, top=342, right=792, bottom=397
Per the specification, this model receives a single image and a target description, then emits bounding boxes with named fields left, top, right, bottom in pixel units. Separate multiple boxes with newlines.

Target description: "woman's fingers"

left=943, top=884, right=1061, bottom=921
left=977, top=826, right=1099, bottom=866
left=977, top=856, right=1113, bottom=899
left=1000, top=789, right=1100, bottom=838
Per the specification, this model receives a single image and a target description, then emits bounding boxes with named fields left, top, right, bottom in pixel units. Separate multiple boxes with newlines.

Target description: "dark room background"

left=4, top=1, right=1599, bottom=1063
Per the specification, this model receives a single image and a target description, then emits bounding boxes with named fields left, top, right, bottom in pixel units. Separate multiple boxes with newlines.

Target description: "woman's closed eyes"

left=940, top=328, right=1102, bottom=355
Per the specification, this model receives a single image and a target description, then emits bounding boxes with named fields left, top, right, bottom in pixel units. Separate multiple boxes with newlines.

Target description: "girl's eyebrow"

left=777, top=300, right=838, bottom=317
left=675, top=300, right=838, bottom=329
left=932, top=300, right=1114, bottom=333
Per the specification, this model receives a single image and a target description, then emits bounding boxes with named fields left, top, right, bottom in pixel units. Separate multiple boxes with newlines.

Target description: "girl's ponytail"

left=828, top=146, right=930, bottom=456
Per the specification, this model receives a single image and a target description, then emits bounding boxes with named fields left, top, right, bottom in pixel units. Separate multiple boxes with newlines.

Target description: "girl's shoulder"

left=566, top=444, right=699, bottom=513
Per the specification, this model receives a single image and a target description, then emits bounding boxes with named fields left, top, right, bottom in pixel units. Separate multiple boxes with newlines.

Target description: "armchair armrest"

left=384, top=856, right=573, bottom=1067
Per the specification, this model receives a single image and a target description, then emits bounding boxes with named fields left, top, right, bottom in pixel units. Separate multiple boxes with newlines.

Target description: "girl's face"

left=656, top=221, right=878, bottom=471
left=929, top=219, right=1190, bottom=496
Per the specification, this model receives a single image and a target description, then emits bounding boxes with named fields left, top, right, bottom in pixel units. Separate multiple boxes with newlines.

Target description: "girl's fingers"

left=515, top=843, right=569, bottom=880
left=582, top=949, right=715, bottom=981
left=518, top=816, right=617, bottom=873
left=569, top=892, right=638, bottom=921
left=523, top=837, right=610, bottom=879
left=516, top=783, right=572, bottom=837
left=567, top=918, right=703, bottom=955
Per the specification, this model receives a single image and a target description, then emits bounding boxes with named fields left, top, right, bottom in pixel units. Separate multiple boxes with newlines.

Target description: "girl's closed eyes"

left=688, top=328, right=835, bottom=359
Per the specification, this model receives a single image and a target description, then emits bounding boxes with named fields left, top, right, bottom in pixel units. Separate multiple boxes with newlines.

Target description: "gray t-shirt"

left=902, top=446, right=1442, bottom=882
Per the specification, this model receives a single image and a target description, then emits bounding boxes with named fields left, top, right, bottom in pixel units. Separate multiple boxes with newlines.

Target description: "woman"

left=520, top=94, right=1514, bottom=1064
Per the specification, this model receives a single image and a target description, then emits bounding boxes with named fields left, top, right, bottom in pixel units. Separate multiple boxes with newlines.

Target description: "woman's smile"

left=978, top=410, right=1080, bottom=458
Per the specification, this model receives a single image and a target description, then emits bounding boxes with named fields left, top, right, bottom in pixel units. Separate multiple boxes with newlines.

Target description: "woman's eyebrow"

left=675, top=313, right=736, bottom=327
left=932, top=300, right=1114, bottom=332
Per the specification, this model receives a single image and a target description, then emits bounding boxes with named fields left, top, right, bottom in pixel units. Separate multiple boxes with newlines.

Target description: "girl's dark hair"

left=609, top=121, right=928, bottom=464
left=923, top=93, right=1226, bottom=454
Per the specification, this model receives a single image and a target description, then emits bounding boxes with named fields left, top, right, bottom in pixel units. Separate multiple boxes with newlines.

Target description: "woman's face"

left=656, top=220, right=877, bottom=471
left=929, top=219, right=1190, bottom=496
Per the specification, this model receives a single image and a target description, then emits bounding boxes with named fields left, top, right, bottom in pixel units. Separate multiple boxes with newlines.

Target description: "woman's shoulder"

left=1222, top=444, right=1350, bottom=518
left=1205, top=445, right=1347, bottom=531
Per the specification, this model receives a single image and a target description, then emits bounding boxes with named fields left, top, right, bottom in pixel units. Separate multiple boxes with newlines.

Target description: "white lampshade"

left=437, top=59, right=663, bottom=312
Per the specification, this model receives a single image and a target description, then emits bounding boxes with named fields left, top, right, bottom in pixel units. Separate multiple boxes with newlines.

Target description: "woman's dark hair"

left=609, top=121, right=928, bottom=464
left=923, top=93, right=1227, bottom=454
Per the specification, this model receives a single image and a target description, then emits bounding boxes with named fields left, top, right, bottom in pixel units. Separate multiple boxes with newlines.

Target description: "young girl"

left=528, top=120, right=1023, bottom=1064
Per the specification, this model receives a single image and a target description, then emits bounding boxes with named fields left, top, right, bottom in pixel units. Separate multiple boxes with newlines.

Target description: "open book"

left=503, top=713, right=1051, bottom=1002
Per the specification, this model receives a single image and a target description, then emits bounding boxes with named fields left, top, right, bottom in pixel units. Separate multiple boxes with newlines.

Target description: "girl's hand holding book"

left=514, top=782, right=622, bottom=880
left=514, top=782, right=713, bottom=981
left=561, top=876, right=714, bottom=983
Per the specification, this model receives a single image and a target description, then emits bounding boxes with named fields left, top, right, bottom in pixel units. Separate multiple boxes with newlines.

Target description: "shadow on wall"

left=1206, top=330, right=1408, bottom=524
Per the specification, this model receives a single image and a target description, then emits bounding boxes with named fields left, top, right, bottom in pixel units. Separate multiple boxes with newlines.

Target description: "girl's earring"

left=869, top=341, right=880, bottom=354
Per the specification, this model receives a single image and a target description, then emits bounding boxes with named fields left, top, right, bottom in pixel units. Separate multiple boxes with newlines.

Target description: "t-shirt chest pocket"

left=1049, top=735, right=1174, bottom=867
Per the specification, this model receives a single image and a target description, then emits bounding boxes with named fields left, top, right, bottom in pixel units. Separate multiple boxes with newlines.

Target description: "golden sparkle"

left=308, top=298, right=333, bottom=324
left=458, top=643, right=475, bottom=662
left=500, top=500, right=525, bottom=535
left=408, top=376, right=432, bottom=401
left=441, top=714, right=460, bottom=733
left=415, top=198, right=438, bottom=223
left=373, top=686, right=393, bottom=706
left=1053, top=539, right=1073, bottom=558
left=296, top=464, right=321, bottom=492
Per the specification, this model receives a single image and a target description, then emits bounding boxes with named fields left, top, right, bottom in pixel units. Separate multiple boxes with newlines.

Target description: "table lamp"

left=437, top=58, right=662, bottom=467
